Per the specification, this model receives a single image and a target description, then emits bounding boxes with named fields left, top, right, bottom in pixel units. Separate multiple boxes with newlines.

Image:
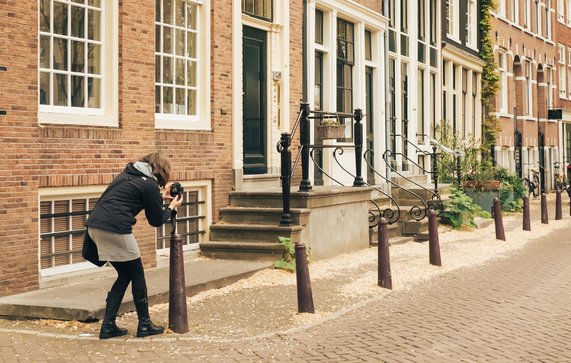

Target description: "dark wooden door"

left=243, top=26, right=267, bottom=174
left=365, top=67, right=375, bottom=184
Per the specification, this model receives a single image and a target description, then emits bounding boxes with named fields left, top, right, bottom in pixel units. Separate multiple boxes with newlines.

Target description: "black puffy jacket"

left=85, top=163, right=171, bottom=234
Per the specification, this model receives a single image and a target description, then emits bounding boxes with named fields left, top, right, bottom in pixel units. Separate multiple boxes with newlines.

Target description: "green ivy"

left=273, top=236, right=296, bottom=272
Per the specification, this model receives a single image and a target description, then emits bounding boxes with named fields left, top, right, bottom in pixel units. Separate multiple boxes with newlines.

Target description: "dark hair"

left=139, top=153, right=171, bottom=187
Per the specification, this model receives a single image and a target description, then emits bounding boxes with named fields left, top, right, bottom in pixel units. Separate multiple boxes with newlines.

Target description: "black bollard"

left=493, top=198, right=506, bottom=241
left=556, top=190, right=562, bottom=220
left=377, top=218, right=392, bottom=289
left=428, top=210, right=442, bottom=266
left=522, top=196, right=531, bottom=231
left=541, top=193, right=549, bottom=224
left=295, top=242, right=315, bottom=313
left=168, top=210, right=189, bottom=334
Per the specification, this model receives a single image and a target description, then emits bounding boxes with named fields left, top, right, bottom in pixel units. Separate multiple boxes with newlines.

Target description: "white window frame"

left=514, top=0, right=519, bottom=24
left=558, top=0, right=565, bottom=22
left=499, top=0, right=506, bottom=17
left=524, top=0, right=531, bottom=29
left=447, top=0, right=459, bottom=40
left=39, top=0, right=119, bottom=127
left=559, top=44, right=567, bottom=97
left=568, top=48, right=571, bottom=99
left=499, top=53, right=508, bottom=113
left=466, top=0, right=477, bottom=48
left=155, top=0, right=211, bottom=130
left=536, top=0, right=542, bottom=36
left=547, top=1, right=552, bottom=39
left=525, top=61, right=532, bottom=116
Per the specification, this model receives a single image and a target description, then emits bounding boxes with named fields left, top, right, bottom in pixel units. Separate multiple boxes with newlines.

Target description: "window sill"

left=155, top=114, right=211, bottom=131
left=39, top=109, right=118, bottom=127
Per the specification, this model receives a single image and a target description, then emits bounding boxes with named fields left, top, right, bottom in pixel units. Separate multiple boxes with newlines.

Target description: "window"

left=418, top=0, right=425, bottom=41
left=558, top=0, right=565, bottom=22
left=336, top=18, right=354, bottom=138
left=546, top=2, right=552, bottom=38
left=568, top=0, right=571, bottom=25
left=401, top=62, right=409, bottom=170
left=472, top=73, right=478, bottom=139
left=241, top=0, right=271, bottom=21
left=155, top=0, right=209, bottom=129
left=547, top=67, right=553, bottom=107
left=513, top=0, right=519, bottom=24
left=559, top=44, right=566, bottom=96
left=315, top=52, right=323, bottom=110
left=430, top=72, right=436, bottom=138
left=39, top=0, right=118, bottom=126
left=499, top=0, right=506, bottom=16
left=536, top=0, right=542, bottom=36
left=400, top=0, right=408, bottom=33
left=39, top=192, right=101, bottom=276
left=365, top=30, right=372, bottom=61
left=417, top=68, right=425, bottom=142
left=156, top=188, right=206, bottom=250
left=466, top=0, right=476, bottom=47
left=389, top=58, right=396, bottom=153
left=499, top=53, right=508, bottom=113
left=525, top=61, right=532, bottom=116
left=568, top=48, right=571, bottom=99
left=524, top=0, right=530, bottom=28
left=315, top=9, right=323, bottom=44
left=462, top=68, right=467, bottom=138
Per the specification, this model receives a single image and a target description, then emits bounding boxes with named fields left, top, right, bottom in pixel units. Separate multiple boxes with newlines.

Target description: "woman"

left=86, top=153, right=183, bottom=339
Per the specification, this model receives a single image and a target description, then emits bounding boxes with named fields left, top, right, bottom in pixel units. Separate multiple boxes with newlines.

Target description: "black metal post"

left=353, top=108, right=365, bottom=187
left=377, top=218, right=392, bottom=289
left=279, top=132, right=293, bottom=226
left=299, top=103, right=312, bottom=192
left=556, top=190, right=563, bottom=220
left=168, top=210, right=189, bottom=334
left=456, top=153, right=461, bottom=187
left=295, top=242, right=315, bottom=313
left=541, top=193, right=549, bottom=224
left=432, top=145, right=438, bottom=194
left=522, top=196, right=531, bottom=231
left=493, top=198, right=506, bottom=241
left=428, top=210, right=442, bottom=266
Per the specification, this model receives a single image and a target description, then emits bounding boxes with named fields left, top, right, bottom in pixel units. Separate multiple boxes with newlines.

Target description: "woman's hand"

left=162, top=182, right=174, bottom=200
left=169, top=194, right=183, bottom=210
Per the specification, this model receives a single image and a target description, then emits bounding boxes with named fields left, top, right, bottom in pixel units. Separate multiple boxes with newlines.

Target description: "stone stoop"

left=240, top=174, right=281, bottom=191
left=201, top=186, right=373, bottom=261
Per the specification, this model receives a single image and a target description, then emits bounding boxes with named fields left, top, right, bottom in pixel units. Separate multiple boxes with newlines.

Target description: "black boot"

left=133, top=289, right=164, bottom=338
left=99, top=291, right=128, bottom=339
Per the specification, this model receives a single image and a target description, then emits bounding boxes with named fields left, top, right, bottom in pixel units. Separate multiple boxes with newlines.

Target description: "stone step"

left=369, top=222, right=400, bottom=246
left=370, top=235, right=414, bottom=247
left=391, top=174, right=430, bottom=187
left=199, top=241, right=284, bottom=261
left=209, top=223, right=303, bottom=243
left=219, top=207, right=310, bottom=226
left=241, top=174, right=281, bottom=191
left=402, top=219, right=430, bottom=236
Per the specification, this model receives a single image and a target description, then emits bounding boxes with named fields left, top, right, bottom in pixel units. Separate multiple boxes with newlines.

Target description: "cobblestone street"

left=1, top=212, right=571, bottom=362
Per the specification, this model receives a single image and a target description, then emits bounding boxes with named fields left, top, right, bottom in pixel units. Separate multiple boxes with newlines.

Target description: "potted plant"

left=316, top=118, right=346, bottom=140
left=463, top=159, right=502, bottom=213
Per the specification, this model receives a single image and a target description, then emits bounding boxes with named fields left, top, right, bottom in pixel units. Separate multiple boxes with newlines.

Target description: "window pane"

left=175, top=0, right=185, bottom=27
left=155, top=55, right=161, bottom=82
left=71, top=41, right=85, bottom=72
left=187, top=89, right=196, bottom=115
left=365, top=31, right=372, bottom=61
left=164, top=0, right=173, bottom=24
left=71, top=75, right=85, bottom=107
left=315, top=10, right=323, bottom=44
left=54, top=73, right=68, bottom=106
left=155, top=85, right=161, bottom=113
left=163, top=26, right=173, bottom=54
left=176, top=88, right=185, bottom=115
left=163, top=86, right=173, bottom=113
left=176, top=29, right=185, bottom=56
left=156, top=25, right=161, bottom=52
left=187, top=32, right=196, bottom=58
left=88, top=9, right=101, bottom=41
left=163, top=56, right=173, bottom=83
left=187, top=3, right=197, bottom=29
left=87, top=77, right=100, bottom=107
left=71, top=5, right=85, bottom=38
left=40, top=0, right=51, bottom=32
left=187, top=60, right=196, bottom=86
left=88, top=43, right=101, bottom=74
left=40, top=36, right=51, bottom=69
left=176, top=58, right=185, bottom=85
left=40, top=72, right=51, bottom=105
left=88, top=0, right=101, bottom=6
left=53, top=1, right=68, bottom=36
left=156, top=0, right=161, bottom=22
left=53, top=37, right=68, bottom=71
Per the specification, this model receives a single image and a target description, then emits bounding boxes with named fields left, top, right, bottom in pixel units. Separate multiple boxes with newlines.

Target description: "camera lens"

left=170, top=182, right=184, bottom=198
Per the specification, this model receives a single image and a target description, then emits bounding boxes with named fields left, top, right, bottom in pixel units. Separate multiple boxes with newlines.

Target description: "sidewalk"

left=0, top=194, right=567, bottom=342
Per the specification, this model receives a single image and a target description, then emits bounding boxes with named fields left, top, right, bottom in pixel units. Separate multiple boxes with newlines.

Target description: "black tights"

left=109, top=258, right=147, bottom=296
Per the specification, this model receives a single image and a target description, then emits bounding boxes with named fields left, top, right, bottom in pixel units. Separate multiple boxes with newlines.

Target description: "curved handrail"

left=382, top=149, right=444, bottom=217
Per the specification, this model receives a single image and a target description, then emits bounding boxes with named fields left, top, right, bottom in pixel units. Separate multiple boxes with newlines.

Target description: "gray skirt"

left=88, top=227, right=141, bottom=262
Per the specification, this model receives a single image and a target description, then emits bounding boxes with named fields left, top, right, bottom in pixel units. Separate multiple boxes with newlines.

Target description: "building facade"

left=554, top=0, right=571, bottom=174
left=489, top=0, right=558, bottom=189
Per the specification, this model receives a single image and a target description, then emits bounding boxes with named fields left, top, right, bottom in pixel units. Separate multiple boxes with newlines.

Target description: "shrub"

left=440, top=187, right=487, bottom=229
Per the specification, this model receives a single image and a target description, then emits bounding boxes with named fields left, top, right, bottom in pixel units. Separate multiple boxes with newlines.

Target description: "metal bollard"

left=428, top=210, right=442, bottom=266
left=541, top=193, right=549, bottom=224
left=522, top=196, right=531, bottom=231
left=295, top=242, right=315, bottom=313
left=168, top=210, right=189, bottom=333
left=556, top=190, right=562, bottom=220
left=377, top=218, right=392, bottom=289
left=493, top=198, right=506, bottom=241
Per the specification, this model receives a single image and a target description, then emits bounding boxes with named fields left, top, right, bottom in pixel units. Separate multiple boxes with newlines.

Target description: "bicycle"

left=554, top=162, right=569, bottom=193
left=523, top=167, right=540, bottom=199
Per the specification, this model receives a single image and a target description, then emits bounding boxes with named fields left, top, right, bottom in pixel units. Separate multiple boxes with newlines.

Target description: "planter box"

left=316, top=124, right=346, bottom=139
left=464, top=189, right=500, bottom=213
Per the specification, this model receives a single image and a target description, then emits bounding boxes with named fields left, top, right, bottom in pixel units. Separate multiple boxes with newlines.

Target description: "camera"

left=169, top=182, right=184, bottom=198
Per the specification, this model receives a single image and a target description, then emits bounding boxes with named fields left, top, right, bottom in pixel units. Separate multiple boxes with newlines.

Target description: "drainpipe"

left=384, top=0, right=391, bottom=194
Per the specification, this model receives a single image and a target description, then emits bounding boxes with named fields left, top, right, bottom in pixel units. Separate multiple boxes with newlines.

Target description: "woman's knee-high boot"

left=133, top=289, right=164, bottom=337
left=99, top=291, right=129, bottom=339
